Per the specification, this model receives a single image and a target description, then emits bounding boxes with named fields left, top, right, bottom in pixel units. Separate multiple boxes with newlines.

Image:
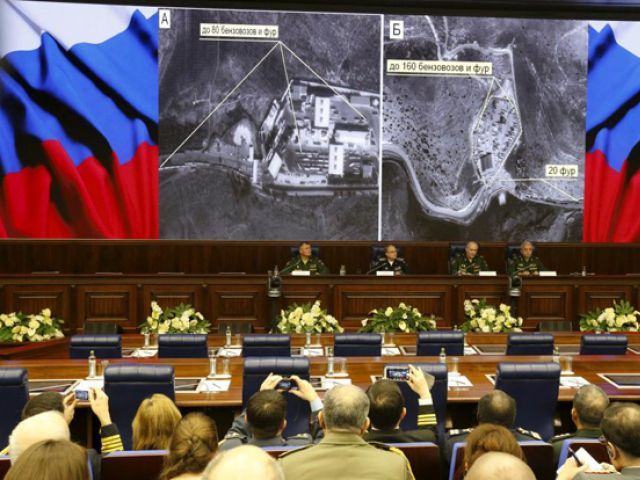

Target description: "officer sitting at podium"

left=369, top=244, right=409, bottom=275
left=282, top=242, right=329, bottom=275
left=450, top=241, right=489, bottom=275
left=508, top=240, right=545, bottom=288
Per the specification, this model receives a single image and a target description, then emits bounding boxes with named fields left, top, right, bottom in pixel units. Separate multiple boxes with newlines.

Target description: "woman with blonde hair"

left=160, top=412, right=219, bottom=480
left=460, top=423, right=526, bottom=479
left=5, top=439, right=90, bottom=480
left=132, top=393, right=182, bottom=450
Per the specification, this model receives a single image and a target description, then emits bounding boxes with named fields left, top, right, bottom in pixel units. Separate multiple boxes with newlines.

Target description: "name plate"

left=539, top=271, right=557, bottom=277
left=376, top=271, right=394, bottom=276
left=478, top=271, right=497, bottom=276
left=291, top=270, right=311, bottom=276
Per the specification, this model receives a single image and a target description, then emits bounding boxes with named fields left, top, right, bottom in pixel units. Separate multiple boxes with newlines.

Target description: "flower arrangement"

left=579, top=300, right=640, bottom=332
left=276, top=301, right=343, bottom=334
left=359, top=303, right=437, bottom=333
left=461, top=299, right=523, bottom=333
left=140, top=302, right=210, bottom=334
left=0, top=308, right=65, bottom=343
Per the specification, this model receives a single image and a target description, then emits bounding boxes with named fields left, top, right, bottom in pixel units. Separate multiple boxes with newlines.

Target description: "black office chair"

left=495, top=362, right=561, bottom=441
left=243, top=357, right=310, bottom=437
left=416, top=331, right=464, bottom=356
left=69, top=334, right=122, bottom=359
left=334, top=333, right=381, bottom=357
left=0, top=368, right=29, bottom=446
left=448, top=242, right=467, bottom=274
left=158, top=334, right=208, bottom=358
left=506, top=333, right=554, bottom=355
left=243, top=334, right=291, bottom=357
left=580, top=334, right=628, bottom=355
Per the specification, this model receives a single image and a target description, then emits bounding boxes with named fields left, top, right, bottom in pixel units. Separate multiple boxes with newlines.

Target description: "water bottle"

left=305, top=331, right=312, bottom=348
left=88, top=350, right=97, bottom=378
left=339, top=265, right=346, bottom=276
left=143, top=332, right=150, bottom=348
left=439, top=347, right=447, bottom=364
left=208, top=349, right=217, bottom=378
left=225, top=326, right=232, bottom=347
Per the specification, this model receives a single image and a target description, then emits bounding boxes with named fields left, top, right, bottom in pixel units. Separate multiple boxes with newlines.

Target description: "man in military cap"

left=279, top=384, right=415, bottom=480
left=450, top=241, right=489, bottom=275
left=444, top=390, right=541, bottom=463
left=282, top=241, right=329, bottom=275
left=219, top=373, right=322, bottom=450
left=551, top=385, right=609, bottom=464
left=364, top=365, right=436, bottom=443
left=508, top=240, right=545, bottom=288
left=369, top=244, right=409, bottom=275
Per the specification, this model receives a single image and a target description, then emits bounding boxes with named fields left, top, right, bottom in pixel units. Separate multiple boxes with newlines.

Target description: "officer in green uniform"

left=444, top=390, right=541, bottom=463
left=279, top=384, right=415, bottom=480
left=282, top=242, right=329, bottom=275
left=450, top=241, right=489, bottom=275
left=508, top=240, right=545, bottom=288
left=550, top=385, right=609, bottom=464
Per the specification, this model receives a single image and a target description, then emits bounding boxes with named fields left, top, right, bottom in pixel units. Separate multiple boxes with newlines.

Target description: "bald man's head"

left=477, top=390, right=516, bottom=428
left=321, top=384, right=370, bottom=433
left=9, top=410, right=70, bottom=463
left=465, top=452, right=535, bottom=480
left=203, top=445, right=284, bottom=480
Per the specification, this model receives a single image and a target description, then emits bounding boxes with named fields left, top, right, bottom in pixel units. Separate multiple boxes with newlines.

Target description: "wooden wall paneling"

left=536, top=244, right=583, bottom=276
left=281, top=282, right=332, bottom=311
left=142, top=284, right=204, bottom=320
left=578, top=284, right=634, bottom=315
left=456, top=281, right=509, bottom=327
left=76, top=285, right=137, bottom=332
left=209, top=282, right=267, bottom=332
left=519, top=284, right=573, bottom=330
left=4, top=284, right=73, bottom=332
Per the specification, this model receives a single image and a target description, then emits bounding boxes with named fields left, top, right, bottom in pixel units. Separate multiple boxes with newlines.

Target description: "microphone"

left=367, top=260, right=388, bottom=275
left=279, top=262, right=297, bottom=275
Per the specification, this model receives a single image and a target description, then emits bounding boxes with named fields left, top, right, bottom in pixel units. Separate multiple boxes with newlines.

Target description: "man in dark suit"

left=557, top=403, right=640, bottom=480
left=369, top=244, right=409, bottom=275
left=364, top=365, right=436, bottom=443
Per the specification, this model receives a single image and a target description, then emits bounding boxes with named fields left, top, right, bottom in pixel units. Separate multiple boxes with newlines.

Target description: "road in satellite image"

left=382, top=15, right=587, bottom=241
left=159, top=9, right=381, bottom=239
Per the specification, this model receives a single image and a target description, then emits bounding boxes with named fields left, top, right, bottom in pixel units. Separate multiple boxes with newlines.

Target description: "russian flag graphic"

left=585, top=21, right=640, bottom=242
left=0, top=0, right=158, bottom=238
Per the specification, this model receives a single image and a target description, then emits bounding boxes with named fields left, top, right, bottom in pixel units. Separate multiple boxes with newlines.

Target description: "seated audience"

left=132, top=393, right=182, bottom=450
left=279, top=384, right=413, bottom=480
left=445, top=390, right=540, bottom=462
left=8, top=411, right=69, bottom=464
left=160, top=412, right=219, bottom=480
left=219, top=373, right=321, bottom=450
left=203, top=444, right=284, bottom=480
left=557, top=402, right=640, bottom=480
left=365, top=364, right=436, bottom=443
left=5, top=439, right=90, bottom=480
left=464, top=451, right=536, bottom=480
left=461, top=424, right=525, bottom=478
left=551, top=385, right=609, bottom=463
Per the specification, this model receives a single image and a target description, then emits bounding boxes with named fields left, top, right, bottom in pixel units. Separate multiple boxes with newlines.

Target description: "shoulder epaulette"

left=448, top=428, right=472, bottom=437
left=288, top=433, right=312, bottom=440
left=278, top=443, right=314, bottom=458
left=516, top=427, right=542, bottom=440
left=368, top=441, right=391, bottom=451
left=550, top=432, right=574, bottom=442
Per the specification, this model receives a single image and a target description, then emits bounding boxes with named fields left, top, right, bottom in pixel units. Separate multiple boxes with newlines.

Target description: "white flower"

left=499, top=304, right=509, bottom=313
left=151, top=301, right=162, bottom=313
left=28, top=319, right=40, bottom=330
left=385, top=307, right=393, bottom=317
left=413, top=308, right=421, bottom=315
left=361, top=319, right=368, bottom=327
left=398, top=321, right=407, bottom=332
left=147, top=316, right=154, bottom=325
left=151, top=310, right=160, bottom=320
left=399, top=303, right=407, bottom=310
left=171, top=318, right=182, bottom=329
left=616, top=316, right=626, bottom=327
left=43, top=317, right=52, bottom=326
left=196, top=312, right=204, bottom=320
left=402, top=313, right=408, bottom=320
left=481, top=325, right=491, bottom=333
left=42, top=308, right=52, bottom=317
left=158, top=323, right=169, bottom=334
left=471, top=299, right=479, bottom=304
left=311, top=304, right=321, bottom=315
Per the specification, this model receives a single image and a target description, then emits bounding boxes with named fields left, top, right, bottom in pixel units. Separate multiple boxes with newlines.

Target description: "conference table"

left=3, top=332, right=640, bottom=443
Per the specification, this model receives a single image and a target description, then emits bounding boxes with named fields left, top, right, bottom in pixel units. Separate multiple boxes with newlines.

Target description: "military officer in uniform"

left=450, top=241, right=489, bottom=275
left=369, top=244, right=409, bottom=275
left=551, top=385, right=609, bottom=464
left=444, top=390, right=541, bottom=463
left=219, top=374, right=322, bottom=451
left=508, top=240, right=545, bottom=288
left=279, top=384, right=415, bottom=480
left=365, top=365, right=437, bottom=443
left=282, top=242, right=329, bottom=275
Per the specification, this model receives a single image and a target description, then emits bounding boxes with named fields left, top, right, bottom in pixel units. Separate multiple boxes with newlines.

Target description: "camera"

left=74, top=389, right=89, bottom=401
left=383, top=366, right=410, bottom=381
left=276, top=377, right=298, bottom=391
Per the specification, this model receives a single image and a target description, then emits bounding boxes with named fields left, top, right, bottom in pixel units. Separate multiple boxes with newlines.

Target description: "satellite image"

left=382, top=15, right=587, bottom=241
left=159, top=9, right=381, bottom=239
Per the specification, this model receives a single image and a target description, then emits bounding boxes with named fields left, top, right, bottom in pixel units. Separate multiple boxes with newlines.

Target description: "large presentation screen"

left=1, top=0, right=639, bottom=242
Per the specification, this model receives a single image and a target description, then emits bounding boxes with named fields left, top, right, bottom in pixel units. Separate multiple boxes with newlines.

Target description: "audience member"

left=8, top=411, right=69, bottom=463
left=219, top=373, right=321, bottom=450
left=279, top=384, right=414, bottom=480
left=557, top=402, right=640, bottom=479
left=551, top=385, right=609, bottom=463
left=464, top=451, right=535, bottom=480
left=132, top=393, right=182, bottom=450
left=203, top=444, right=284, bottom=480
left=365, top=364, right=436, bottom=443
left=160, top=412, right=219, bottom=480
left=5, top=439, right=90, bottom=480
left=462, top=423, right=525, bottom=477
left=445, top=390, right=540, bottom=462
